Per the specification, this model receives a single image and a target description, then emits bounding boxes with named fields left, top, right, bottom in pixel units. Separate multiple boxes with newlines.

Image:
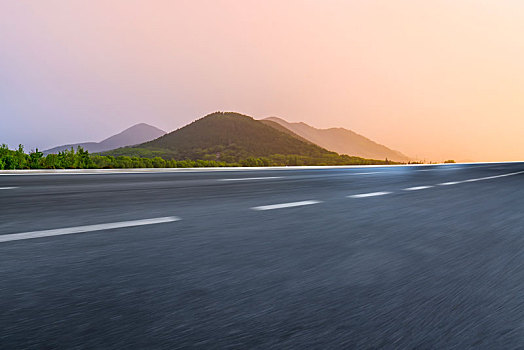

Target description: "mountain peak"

left=114, top=112, right=339, bottom=163
left=44, top=123, right=166, bottom=154
left=126, top=122, right=157, bottom=129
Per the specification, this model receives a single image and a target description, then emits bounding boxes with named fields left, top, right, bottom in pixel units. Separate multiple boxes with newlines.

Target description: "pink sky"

left=1, top=0, right=524, bottom=161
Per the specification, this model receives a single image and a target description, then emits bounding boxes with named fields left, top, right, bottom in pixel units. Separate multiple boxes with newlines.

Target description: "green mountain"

left=104, top=112, right=396, bottom=165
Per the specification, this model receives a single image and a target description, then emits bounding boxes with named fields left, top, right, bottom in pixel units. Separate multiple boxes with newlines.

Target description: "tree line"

left=0, top=145, right=235, bottom=169
left=0, top=144, right=399, bottom=170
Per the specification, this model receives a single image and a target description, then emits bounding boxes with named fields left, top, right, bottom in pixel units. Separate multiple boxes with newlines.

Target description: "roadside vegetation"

left=0, top=144, right=398, bottom=170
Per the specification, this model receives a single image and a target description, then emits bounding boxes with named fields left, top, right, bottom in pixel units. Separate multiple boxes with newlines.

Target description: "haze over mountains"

left=44, top=123, right=166, bottom=155
left=262, top=117, right=410, bottom=162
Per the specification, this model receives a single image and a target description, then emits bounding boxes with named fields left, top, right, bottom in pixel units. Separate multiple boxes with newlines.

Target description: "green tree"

left=152, top=157, right=166, bottom=168
left=75, top=146, right=93, bottom=168
left=28, top=149, right=44, bottom=169
left=15, top=144, right=28, bottom=169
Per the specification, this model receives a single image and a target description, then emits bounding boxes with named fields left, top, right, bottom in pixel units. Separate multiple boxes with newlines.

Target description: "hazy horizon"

left=2, top=1, right=524, bottom=162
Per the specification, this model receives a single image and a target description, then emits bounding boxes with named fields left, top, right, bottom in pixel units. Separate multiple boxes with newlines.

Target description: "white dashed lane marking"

left=0, top=217, right=181, bottom=243
left=404, top=186, right=434, bottom=191
left=251, top=200, right=322, bottom=211
left=348, top=192, right=392, bottom=198
left=439, top=181, right=461, bottom=186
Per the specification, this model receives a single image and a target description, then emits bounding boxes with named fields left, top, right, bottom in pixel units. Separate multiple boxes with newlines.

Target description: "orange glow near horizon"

left=1, top=1, right=524, bottom=161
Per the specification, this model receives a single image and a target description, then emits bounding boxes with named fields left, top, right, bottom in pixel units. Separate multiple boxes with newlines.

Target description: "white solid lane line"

left=0, top=187, right=18, bottom=190
left=464, top=171, right=524, bottom=182
left=251, top=200, right=322, bottom=211
left=348, top=191, right=392, bottom=198
left=404, top=186, right=434, bottom=191
left=438, top=171, right=524, bottom=186
left=218, top=177, right=283, bottom=181
left=0, top=216, right=181, bottom=243
left=220, top=172, right=383, bottom=181
left=347, top=172, right=384, bottom=175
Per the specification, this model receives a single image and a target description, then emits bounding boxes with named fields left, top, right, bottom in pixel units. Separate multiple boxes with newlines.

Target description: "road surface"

left=1, top=163, right=524, bottom=349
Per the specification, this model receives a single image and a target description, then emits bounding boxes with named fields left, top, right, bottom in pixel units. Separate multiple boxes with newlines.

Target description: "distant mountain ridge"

left=262, top=117, right=410, bottom=162
left=259, top=119, right=314, bottom=145
left=108, top=112, right=336, bottom=162
left=44, top=123, right=166, bottom=154
left=105, top=112, right=394, bottom=165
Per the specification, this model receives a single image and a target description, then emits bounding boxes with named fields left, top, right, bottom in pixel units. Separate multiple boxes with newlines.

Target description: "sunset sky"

left=1, top=0, right=524, bottom=161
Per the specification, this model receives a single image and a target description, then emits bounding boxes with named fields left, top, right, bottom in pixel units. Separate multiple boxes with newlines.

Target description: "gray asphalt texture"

left=1, top=163, right=524, bottom=349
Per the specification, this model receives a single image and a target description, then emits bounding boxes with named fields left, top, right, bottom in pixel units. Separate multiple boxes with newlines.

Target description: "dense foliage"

left=0, top=145, right=229, bottom=169
left=1, top=144, right=91, bottom=170
left=0, top=144, right=397, bottom=170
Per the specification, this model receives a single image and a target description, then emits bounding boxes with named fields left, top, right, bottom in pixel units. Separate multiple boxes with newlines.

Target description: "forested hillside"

left=104, top=112, right=396, bottom=165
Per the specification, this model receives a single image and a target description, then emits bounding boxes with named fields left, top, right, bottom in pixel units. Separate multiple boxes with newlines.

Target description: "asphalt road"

left=1, top=163, right=524, bottom=349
